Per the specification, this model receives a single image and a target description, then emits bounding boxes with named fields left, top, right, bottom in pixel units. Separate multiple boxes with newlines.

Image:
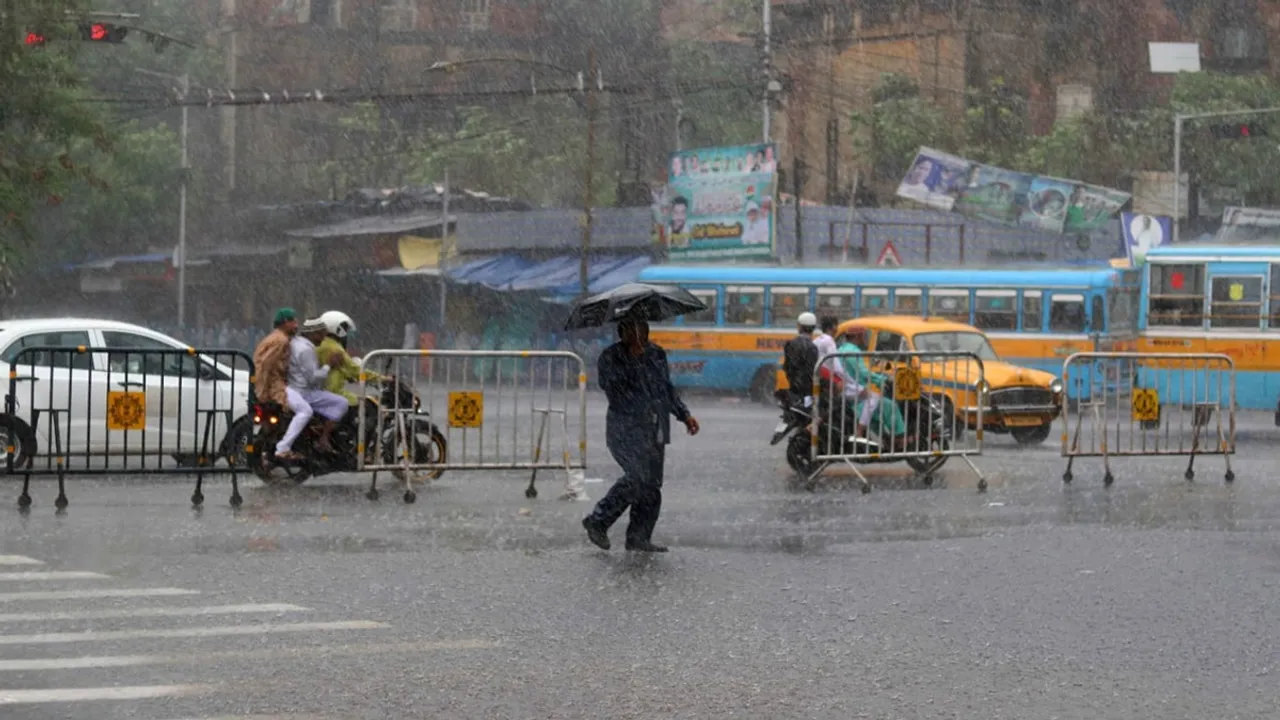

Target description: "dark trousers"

left=589, top=435, right=666, bottom=546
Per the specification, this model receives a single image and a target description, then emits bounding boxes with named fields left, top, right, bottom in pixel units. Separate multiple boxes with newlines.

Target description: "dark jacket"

left=597, top=341, right=690, bottom=446
left=782, top=333, right=818, bottom=395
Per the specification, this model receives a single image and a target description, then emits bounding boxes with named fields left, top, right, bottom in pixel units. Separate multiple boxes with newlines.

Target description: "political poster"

left=895, top=147, right=973, bottom=211
left=666, top=143, right=778, bottom=260
left=1122, top=212, right=1171, bottom=267
left=1064, top=184, right=1131, bottom=234
left=1019, top=177, right=1075, bottom=233
left=954, top=165, right=1033, bottom=225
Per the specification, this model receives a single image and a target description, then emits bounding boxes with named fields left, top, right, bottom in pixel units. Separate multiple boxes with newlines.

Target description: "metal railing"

left=4, top=346, right=255, bottom=511
left=800, top=350, right=989, bottom=492
left=1060, top=352, right=1236, bottom=486
left=356, top=349, right=588, bottom=502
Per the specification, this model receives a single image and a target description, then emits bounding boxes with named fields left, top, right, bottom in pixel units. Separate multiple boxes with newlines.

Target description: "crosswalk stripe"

left=0, top=571, right=109, bottom=582
left=0, top=587, right=200, bottom=603
left=0, top=555, right=43, bottom=566
left=0, top=619, right=388, bottom=645
left=0, top=683, right=212, bottom=704
left=0, top=638, right=498, bottom=671
left=0, top=602, right=309, bottom=623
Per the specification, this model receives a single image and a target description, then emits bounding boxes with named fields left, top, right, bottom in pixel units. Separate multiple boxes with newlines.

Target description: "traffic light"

left=79, top=22, right=127, bottom=43
left=1209, top=122, right=1268, bottom=139
left=24, top=32, right=48, bottom=46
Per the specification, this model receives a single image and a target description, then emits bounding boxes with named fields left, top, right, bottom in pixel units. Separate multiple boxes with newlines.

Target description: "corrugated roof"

left=285, top=212, right=456, bottom=239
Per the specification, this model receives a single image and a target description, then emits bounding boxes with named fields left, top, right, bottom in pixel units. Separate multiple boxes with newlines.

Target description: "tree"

left=849, top=73, right=955, bottom=183
left=1, top=0, right=110, bottom=259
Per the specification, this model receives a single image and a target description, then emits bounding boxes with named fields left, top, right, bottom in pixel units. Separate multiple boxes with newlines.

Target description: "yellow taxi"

left=776, top=316, right=1064, bottom=445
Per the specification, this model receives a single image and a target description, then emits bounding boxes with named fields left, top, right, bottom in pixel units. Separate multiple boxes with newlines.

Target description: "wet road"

left=2, top=394, right=1279, bottom=719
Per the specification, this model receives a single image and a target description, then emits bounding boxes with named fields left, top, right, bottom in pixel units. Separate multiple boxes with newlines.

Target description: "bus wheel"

left=749, top=366, right=776, bottom=405
left=1011, top=423, right=1052, bottom=446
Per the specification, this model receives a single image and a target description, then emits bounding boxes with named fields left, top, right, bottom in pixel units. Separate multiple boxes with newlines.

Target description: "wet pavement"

left=2, top=394, right=1280, bottom=719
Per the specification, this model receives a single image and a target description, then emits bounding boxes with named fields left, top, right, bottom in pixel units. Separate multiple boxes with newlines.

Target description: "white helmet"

left=797, top=312, right=817, bottom=329
left=318, top=310, right=356, bottom=339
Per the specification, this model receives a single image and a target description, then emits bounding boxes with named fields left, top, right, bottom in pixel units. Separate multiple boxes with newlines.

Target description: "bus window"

left=859, top=288, right=890, bottom=317
left=928, top=289, right=970, bottom=323
left=1209, top=276, right=1264, bottom=329
left=683, top=289, right=718, bottom=325
left=817, top=288, right=854, bottom=319
left=1022, top=291, right=1043, bottom=332
left=725, top=286, right=764, bottom=325
left=1270, top=265, right=1280, bottom=328
left=769, top=287, right=810, bottom=326
left=1106, top=286, right=1138, bottom=335
left=894, top=289, right=922, bottom=316
left=1148, top=263, right=1205, bottom=328
left=1049, top=294, right=1087, bottom=333
left=1091, top=295, right=1105, bottom=333
left=974, top=290, right=1017, bottom=331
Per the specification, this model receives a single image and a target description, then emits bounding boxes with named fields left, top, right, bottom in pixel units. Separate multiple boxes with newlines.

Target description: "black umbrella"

left=564, top=283, right=707, bottom=330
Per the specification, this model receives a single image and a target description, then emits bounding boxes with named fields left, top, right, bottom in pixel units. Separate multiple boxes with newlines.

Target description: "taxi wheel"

left=1011, top=423, right=1052, bottom=446
left=0, top=416, right=35, bottom=472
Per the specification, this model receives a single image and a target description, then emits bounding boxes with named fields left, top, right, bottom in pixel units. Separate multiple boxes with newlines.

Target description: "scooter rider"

left=315, top=310, right=385, bottom=406
left=275, top=319, right=348, bottom=462
left=782, top=312, right=819, bottom=407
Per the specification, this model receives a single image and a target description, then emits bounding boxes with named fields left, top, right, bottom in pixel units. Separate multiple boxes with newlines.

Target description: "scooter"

left=771, top=377, right=952, bottom=490
left=246, top=374, right=447, bottom=490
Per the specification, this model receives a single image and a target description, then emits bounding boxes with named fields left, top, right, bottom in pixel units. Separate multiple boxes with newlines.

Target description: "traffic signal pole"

left=1172, top=106, right=1280, bottom=244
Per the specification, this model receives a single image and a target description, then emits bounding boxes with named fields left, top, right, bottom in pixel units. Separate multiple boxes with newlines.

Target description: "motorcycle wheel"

left=905, top=435, right=950, bottom=476
left=383, top=418, right=447, bottom=484
left=785, top=433, right=817, bottom=482
left=248, top=427, right=312, bottom=486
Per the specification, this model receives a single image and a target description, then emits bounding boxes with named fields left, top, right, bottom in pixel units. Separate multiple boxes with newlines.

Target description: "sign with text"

left=665, top=143, right=778, bottom=261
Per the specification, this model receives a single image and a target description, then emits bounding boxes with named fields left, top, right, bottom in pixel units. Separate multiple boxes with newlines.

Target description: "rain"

left=2, top=0, right=1280, bottom=717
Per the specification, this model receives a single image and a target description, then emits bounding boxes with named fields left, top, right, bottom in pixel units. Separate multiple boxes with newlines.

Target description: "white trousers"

left=277, top=387, right=347, bottom=452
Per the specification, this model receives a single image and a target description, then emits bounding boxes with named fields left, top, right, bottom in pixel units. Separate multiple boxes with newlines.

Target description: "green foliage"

left=0, top=0, right=110, bottom=257
left=857, top=71, right=1280, bottom=205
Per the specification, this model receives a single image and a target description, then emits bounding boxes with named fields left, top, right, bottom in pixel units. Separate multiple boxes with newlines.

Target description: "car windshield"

left=912, top=331, right=1000, bottom=362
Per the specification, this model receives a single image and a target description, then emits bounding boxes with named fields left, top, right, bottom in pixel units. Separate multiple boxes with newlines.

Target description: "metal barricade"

left=1060, top=352, right=1236, bottom=486
left=803, top=351, right=987, bottom=493
left=3, top=346, right=255, bottom=511
left=357, top=349, right=588, bottom=502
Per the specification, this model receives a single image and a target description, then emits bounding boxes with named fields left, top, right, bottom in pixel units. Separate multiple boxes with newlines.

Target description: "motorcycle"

left=245, top=373, right=447, bottom=489
left=771, top=375, right=952, bottom=490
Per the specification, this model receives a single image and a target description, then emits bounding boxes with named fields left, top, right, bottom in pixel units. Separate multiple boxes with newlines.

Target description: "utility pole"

left=580, top=45, right=598, bottom=299
left=761, top=0, right=772, bottom=143
left=438, top=169, right=449, bottom=329
left=793, top=157, right=805, bottom=263
left=137, top=68, right=189, bottom=327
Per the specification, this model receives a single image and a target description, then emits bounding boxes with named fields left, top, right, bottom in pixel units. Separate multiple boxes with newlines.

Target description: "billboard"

left=665, top=143, right=778, bottom=261
left=897, top=147, right=1131, bottom=234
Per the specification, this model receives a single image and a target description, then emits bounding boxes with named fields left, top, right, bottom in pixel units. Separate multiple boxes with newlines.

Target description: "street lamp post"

left=136, top=68, right=189, bottom=327
left=1172, top=106, right=1280, bottom=244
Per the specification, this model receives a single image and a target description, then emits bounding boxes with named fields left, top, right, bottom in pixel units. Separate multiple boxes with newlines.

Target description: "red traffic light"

left=78, top=22, right=127, bottom=43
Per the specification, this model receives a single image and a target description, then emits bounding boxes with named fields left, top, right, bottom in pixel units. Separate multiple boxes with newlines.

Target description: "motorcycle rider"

left=253, top=307, right=298, bottom=425
left=781, top=312, right=819, bottom=407
left=814, top=314, right=877, bottom=443
left=835, top=327, right=891, bottom=441
left=275, top=318, right=347, bottom=462
left=315, top=310, right=385, bottom=407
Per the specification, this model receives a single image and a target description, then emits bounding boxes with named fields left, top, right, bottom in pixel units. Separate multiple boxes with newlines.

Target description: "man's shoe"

left=582, top=518, right=610, bottom=550
left=625, top=542, right=668, bottom=553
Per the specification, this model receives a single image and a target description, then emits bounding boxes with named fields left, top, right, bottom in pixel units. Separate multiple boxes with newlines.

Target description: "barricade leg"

left=398, top=412, right=417, bottom=505
left=52, top=413, right=68, bottom=512
left=525, top=410, right=549, bottom=499
left=191, top=418, right=215, bottom=508
left=557, top=410, right=587, bottom=502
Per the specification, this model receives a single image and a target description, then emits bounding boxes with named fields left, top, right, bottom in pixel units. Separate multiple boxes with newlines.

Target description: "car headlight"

left=1050, top=378, right=1064, bottom=394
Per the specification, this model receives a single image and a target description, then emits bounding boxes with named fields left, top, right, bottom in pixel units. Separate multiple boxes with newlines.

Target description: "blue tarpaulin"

left=446, top=254, right=649, bottom=296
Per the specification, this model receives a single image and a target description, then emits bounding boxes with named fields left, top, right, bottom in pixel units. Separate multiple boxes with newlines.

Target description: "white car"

left=0, top=319, right=254, bottom=470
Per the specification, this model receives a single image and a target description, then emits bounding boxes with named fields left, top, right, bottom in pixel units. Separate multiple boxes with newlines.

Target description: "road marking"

left=0, top=587, right=200, bottom=603
left=0, top=683, right=212, bottom=704
left=0, top=602, right=309, bottom=623
left=0, top=619, right=388, bottom=645
left=0, top=638, right=500, bottom=671
left=0, top=555, right=43, bottom=566
left=0, top=571, right=109, bottom=581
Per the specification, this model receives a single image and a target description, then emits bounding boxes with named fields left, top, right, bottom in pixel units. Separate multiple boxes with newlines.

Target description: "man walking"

left=582, top=315, right=700, bottom=552
left=275, top=319, right=348, bottom=461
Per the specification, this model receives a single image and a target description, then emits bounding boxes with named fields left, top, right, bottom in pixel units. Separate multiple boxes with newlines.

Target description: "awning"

left=539, top=255, right=653, bottom=302
left=445, top=254, right=534, bottom=286
left=285, top=212, right=457, bottom=239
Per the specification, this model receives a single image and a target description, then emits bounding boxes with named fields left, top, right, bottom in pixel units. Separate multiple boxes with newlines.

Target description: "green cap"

left=273, top=307, right=297, bottom=326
